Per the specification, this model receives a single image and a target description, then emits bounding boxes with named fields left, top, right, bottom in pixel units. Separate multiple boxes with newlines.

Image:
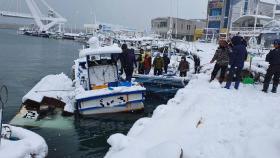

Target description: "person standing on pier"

left=193, top=54, right=200, bottom=74
left=178, top=56, right=189, bottom=77
left=262, top=39, right=280, bottom=93
left=153, top=53, right=164, bottom=76
left=120, top=44, right=137, bottom=81
left=210, top=40, right=230, bottom=83
left=163, top=53, right=170, bottom=74
left=143, top=52, right=152, bottom=75
left=137, top=49, right=145, bottom=74
left=225, top=36, right=247, bottom=90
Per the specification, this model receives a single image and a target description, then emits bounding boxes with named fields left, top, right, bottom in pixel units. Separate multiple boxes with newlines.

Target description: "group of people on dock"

left=210, top=35, right=280, bottom=93
left=119, top=36, right=280, bottom=93
left=119, top=43, right=201, bottom=80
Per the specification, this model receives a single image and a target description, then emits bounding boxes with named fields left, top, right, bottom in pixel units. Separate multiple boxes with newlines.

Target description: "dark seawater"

left=0, top=29, right=178, bottom=158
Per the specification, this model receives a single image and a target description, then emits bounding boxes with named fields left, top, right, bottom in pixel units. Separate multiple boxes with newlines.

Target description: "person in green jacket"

left=153, top=53, right=164, bottom=76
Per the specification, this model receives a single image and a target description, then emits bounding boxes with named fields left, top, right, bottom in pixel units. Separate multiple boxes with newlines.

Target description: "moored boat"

left=74, top=37, right=146, bottom=115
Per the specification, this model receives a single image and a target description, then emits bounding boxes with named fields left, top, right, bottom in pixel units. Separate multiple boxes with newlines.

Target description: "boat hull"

left=76, top=90, right=145, bottom=115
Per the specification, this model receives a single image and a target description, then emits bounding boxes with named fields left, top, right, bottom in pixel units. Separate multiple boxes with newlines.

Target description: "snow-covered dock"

left=105, top=74, right=280, bottom=158
left=1, top=124, right=48, bottom=158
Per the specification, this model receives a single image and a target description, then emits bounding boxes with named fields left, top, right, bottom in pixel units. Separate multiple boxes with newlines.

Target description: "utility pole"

left=176, top=0, right=179, bottom=39
left=227, top=0, right=233, bottom=39
left=254, top=1, right=259, bottom=34
left=206, top=0, right=210, bottom=42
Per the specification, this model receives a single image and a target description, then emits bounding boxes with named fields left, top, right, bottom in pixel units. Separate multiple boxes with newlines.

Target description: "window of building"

left=160, top=21, right=167, bottom=28
left=181, top=23, right=184, bottom=29
left=225, top=0, right=231, bottom=17
left=223, top=18, right=228, bottom=28
left=210, top=8, right=222, bottom=16
left=243, top=0, right=249, bottom=15
left=208, top=21, right=220, bottom=29
left=173, top=23, right=176, bottom=29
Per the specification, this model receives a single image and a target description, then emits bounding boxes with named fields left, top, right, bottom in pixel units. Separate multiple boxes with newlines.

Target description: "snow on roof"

left=22, top=73, right=74, bottom=103
left=233, top=14, right=273, bottom=24
left=79, top=44, right=122, bottom=58
left=260, top=0, right=276, bottom=4
left=63, top=33, right=80, bottom=37
left=119, top=36, right=155, bottom=41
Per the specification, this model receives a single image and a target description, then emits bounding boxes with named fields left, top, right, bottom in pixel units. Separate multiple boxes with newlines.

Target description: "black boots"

left=262, top=86, right=277, bottom=93
left=271, top=86, right=277, bottom=93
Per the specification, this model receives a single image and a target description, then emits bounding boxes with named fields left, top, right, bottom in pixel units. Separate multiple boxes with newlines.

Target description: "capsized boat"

left=74, top=37, right=146, bottom=115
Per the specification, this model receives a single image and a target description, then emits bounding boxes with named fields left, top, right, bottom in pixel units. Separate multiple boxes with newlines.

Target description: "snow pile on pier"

left=22, top=73, right=75, bottom=112
left=105, top=74, right=280, bottom=158
left=0, top=124, right=48, bottom=158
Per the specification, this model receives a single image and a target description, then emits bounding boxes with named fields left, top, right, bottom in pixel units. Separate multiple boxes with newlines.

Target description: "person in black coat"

left=262, top=39, right=280, bottom=93
left=119, top=44, right=137, bottom=81
left=163, top=53, right=170, bottom=74
left=225, top=36, right=248, bottom=90
left=193, top=54, right=200, bottom=74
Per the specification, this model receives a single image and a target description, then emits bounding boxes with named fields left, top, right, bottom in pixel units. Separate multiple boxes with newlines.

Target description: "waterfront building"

left=207, top=0, right=277, bottom=38
left=151, top=17, right=206, bottom=41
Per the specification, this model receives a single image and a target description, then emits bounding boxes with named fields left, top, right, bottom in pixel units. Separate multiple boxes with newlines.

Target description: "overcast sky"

left=0, top=0, right=208, bottom=30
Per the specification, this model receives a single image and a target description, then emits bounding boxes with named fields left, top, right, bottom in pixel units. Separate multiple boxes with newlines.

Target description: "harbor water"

left=0, top=29, right=179, bottom=158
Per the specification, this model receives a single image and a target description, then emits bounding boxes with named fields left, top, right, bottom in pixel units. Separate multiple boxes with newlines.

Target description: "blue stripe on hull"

left=76, top=90, right=145, bottom=103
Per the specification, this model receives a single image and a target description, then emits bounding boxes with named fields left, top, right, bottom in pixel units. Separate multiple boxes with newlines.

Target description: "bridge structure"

left=0, top=0, right=67, bottom=33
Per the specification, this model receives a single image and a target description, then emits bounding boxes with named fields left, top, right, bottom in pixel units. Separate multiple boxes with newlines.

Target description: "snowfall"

left=105, top=42, right=280, bottom=158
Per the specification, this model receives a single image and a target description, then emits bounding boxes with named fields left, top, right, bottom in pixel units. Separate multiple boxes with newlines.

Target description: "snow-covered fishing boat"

left=10, top=73, right=75, bottom=129
left=74, top=37, right=145, bottom=115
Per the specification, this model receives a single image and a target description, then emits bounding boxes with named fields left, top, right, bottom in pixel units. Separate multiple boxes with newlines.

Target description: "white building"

left=151, top=17, right=206, bottom=41
left=229, top=0, right=277, bottom=37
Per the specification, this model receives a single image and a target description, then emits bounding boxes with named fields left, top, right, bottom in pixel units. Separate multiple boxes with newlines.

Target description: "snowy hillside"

left=105, top=74, right=280, bottom=158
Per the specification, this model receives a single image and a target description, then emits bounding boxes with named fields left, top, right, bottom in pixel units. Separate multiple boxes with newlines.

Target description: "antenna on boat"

left=0, top=85, right=8, bottom=146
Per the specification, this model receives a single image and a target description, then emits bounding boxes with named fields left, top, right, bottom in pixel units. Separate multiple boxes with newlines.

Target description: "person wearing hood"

left=225, top=36, right=248, bottom=90
left=143, top=52, right=152, bottom=75
left=210, top=40, right=230, bottom=83
left=178, top=56, right=190, bottom=77
left=119, top=44, right=137, bottom=81
left=153, top=52, right=164, bottom=76
left=262, top=39, right=280, bottom=93
left=163, top=53, right=170, bottom=74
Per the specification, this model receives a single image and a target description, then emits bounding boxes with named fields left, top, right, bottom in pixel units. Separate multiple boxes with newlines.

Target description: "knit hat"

left=273, top=39, right=280, bottom=46
left=121, top=44, right=128, bottom=50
